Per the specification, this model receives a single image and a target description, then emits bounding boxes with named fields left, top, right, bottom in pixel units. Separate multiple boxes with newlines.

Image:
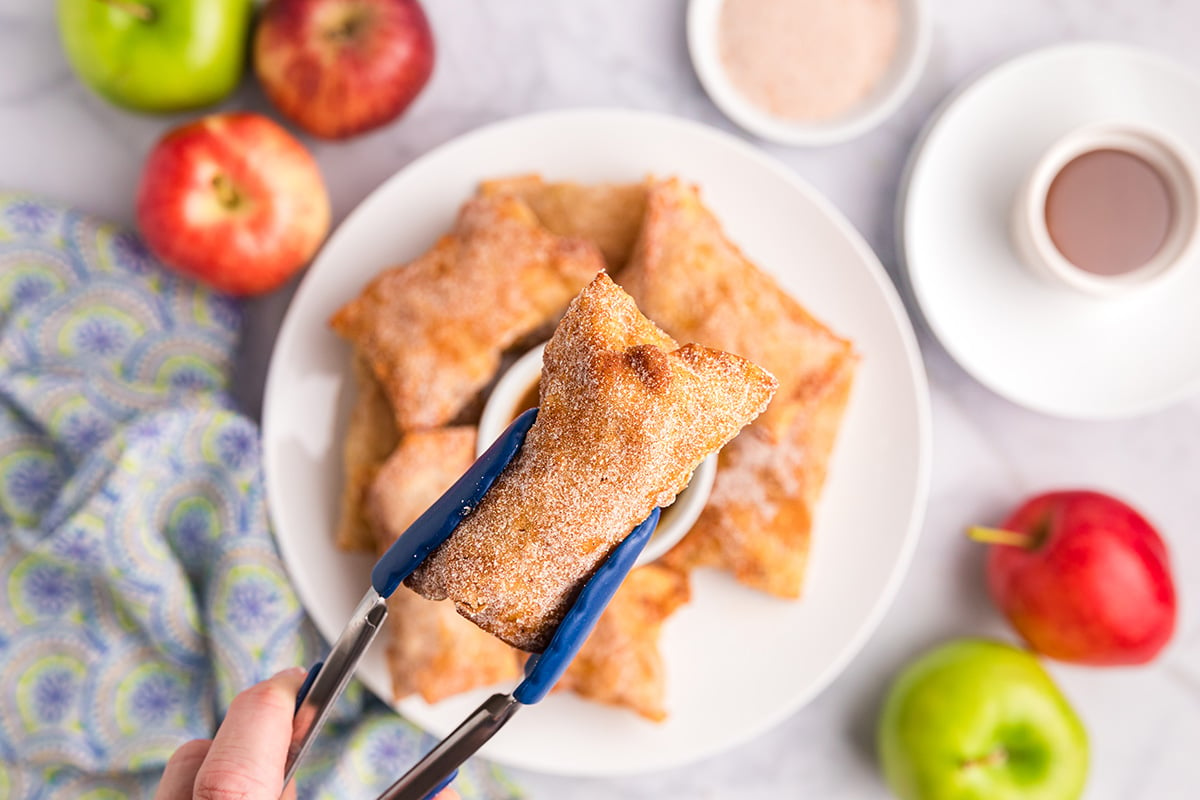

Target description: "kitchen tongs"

left=282, top=408, right=659, bottom=799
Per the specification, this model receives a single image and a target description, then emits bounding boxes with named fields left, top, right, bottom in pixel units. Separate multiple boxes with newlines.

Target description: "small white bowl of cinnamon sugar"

left=689, top=0, right=932, bottom=146
left=477, top=343, right=718, bottom=567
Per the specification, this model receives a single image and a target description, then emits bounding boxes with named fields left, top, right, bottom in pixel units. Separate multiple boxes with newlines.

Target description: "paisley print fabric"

left=0, top=195, right=517, bottom=799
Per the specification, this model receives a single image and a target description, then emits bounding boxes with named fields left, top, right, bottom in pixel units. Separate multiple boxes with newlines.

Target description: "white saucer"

left=900, top=43, right=1200, bottom=419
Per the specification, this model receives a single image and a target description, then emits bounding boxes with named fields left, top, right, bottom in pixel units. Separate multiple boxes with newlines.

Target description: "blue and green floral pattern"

left=0, top=195, right=516, bottom=799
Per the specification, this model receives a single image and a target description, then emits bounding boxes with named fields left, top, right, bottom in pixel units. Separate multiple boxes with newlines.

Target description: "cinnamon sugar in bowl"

left=688, top=0, right=931, bottom=145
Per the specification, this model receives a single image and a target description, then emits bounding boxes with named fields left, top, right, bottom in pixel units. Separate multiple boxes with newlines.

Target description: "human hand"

left=155, top=667, right=458, bottom=799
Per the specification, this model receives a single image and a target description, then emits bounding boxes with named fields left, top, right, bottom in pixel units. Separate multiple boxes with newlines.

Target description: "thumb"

left=193, top=667, right=306, bottom=800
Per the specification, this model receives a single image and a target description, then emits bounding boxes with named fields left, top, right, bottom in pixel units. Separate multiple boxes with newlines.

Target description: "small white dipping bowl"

left=688, top=0, right=932, bottom=146
left=476, top=343, right=717, bottom=567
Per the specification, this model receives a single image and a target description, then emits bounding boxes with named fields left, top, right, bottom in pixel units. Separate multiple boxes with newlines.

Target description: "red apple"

left=136, top=112, right=330, bottom=296
left=970, top=490, right=1176, bottom=666
left=254, top=0, right=435, bottom=140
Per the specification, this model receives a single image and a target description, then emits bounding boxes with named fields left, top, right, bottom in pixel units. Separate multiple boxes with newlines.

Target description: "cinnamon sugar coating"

left=621, top=177, right=855, bottom=440
left=621, top=178, right=858, bottom=597
left=330, top=194, right=604, bottom=432
left=368, top=427, right=522, bottom=703
left=406, top=274, right=777, bottom=651
left=661, top=355, right=855, bottom=597
left=478, top=174, right=648, bottom=273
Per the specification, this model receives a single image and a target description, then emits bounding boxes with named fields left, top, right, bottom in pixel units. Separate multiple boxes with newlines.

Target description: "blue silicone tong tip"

left=513, top=506, right=660, bottom=705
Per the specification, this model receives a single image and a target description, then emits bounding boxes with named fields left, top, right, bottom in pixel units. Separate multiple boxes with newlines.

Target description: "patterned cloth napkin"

left=0, top=194, right=518, bottom=799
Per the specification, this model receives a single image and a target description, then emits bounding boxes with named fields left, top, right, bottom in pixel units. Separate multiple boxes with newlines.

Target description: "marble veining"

left=2, top=1, right=1198, bottom=797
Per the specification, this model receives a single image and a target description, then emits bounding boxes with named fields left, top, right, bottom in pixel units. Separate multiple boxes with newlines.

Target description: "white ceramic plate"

left=263, top=109, right=930, bottom=776
left=900, top=43, right=1200, bottom=419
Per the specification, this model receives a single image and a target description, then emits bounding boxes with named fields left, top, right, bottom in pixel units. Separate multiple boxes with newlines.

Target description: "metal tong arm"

left=285, top=589, right=387, bottom=785
left=377, top=508, right=661, bottom=799
left=378, top=694, right=518, bottom=800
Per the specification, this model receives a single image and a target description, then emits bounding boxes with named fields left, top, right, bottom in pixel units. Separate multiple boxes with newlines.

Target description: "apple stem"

left=962, top=748, right=1008, bottom=770
left=95, top=0, right=156, bottom=22
left=321, top=6, right=371, bottom=43
left=211, top=175, right=241, bottom=210
left=967, top=526, right=1036, bottom=549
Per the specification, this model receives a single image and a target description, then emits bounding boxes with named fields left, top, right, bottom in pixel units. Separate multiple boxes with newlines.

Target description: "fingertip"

left=268, top=666, right=308, bottom=688
left=229, top=677, right=298, bottom=719
left=154, top=739, right=212, bottom=799
left=173, top=738, right=214, bottom=762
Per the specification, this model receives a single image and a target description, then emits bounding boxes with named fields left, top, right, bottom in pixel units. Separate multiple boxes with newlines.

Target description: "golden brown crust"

left=621, top=178, right=858, bottom=597
left=367, top=427, right=522, bottom=703
left=330, top=194, right=605, bottom=432
left=479, top=175, right=648, bottom=273
left=661, top=354, right=855, bottom=597
left=406, top=274, right=778, bottom=651
left=367, top=426, right=477, bottom=547
left=334, top=356, right=400, bottom=553
left=620, top=177, right=855, bottom=439
left=558, top=564, right=690, bottom=722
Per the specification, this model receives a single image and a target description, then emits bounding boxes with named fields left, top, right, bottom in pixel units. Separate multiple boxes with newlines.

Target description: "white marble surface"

left=3, top=1, right=1199, bottom=798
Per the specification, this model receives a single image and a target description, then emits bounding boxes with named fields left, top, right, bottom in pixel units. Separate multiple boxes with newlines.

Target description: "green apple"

left=878, top=639, right=1088, bottom=800
left=57, top=0, right=252, bottom=111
